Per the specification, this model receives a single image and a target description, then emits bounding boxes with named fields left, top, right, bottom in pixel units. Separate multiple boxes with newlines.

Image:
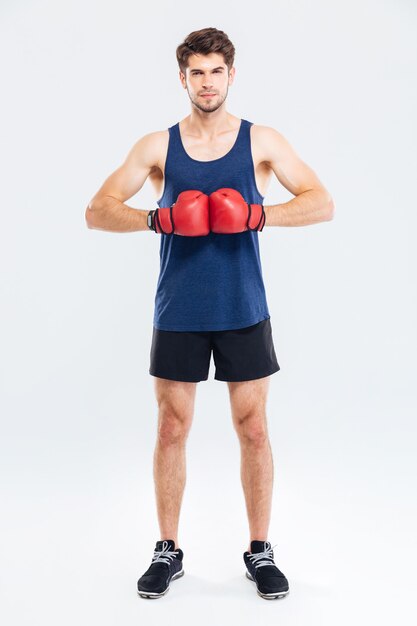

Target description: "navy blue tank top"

left=153, top=118, right=271, bottom=331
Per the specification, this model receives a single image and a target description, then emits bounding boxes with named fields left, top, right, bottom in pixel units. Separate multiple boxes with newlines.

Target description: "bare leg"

left=228, top=377, right=274, bottom=552
left=152, top=377, right=197, bottom=551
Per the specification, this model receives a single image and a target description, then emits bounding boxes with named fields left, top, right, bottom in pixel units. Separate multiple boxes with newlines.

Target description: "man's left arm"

left=257, top=126, right=335, bottom=227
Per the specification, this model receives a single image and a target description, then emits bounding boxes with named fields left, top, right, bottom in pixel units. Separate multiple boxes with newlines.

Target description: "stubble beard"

left=188, top=86, right=228, bottom=114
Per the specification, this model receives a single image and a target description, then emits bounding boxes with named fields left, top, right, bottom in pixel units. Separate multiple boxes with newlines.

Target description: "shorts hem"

left=214, top=364, right=280, bottom=382
left=149, top=369, right=208, bottom=382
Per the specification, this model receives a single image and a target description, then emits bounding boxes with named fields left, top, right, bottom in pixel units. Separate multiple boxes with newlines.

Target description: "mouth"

left=201, top=93, right=216, bottom=98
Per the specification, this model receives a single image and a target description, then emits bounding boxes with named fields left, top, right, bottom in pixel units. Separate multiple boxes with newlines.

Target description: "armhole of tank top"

left=248, top=122, right=265, bottom=203
left=156, top=127, right=171, bottom=205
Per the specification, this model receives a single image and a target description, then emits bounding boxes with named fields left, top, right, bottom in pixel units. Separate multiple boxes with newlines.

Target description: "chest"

left=150, top=124, right=273, bottom=198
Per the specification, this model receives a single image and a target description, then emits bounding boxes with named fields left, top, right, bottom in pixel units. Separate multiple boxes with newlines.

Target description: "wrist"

left=147, top=209, right=156, bottom=232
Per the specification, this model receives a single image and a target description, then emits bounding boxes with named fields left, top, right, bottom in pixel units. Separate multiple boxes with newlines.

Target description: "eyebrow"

left=190, top=66, right=225, bottom=73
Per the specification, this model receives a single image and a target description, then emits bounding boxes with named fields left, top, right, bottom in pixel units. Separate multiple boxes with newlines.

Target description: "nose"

left=202, top=77, right=213, bottom=89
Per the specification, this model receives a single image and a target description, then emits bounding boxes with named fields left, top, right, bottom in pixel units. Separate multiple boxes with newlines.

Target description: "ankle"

left=160, top=538, right=179, bottom=550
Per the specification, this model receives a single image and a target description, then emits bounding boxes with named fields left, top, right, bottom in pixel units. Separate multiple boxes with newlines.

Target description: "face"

left=179, top=52, right=235, bottom=113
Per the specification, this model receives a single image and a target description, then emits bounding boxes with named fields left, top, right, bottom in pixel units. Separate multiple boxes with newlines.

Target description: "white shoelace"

left=151, top=540, right=179, bottom=566
left=248, top=541, right=279, bottom=568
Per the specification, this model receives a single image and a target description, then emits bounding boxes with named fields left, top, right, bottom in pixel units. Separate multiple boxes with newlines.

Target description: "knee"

left=157, top=411, right=190, bottom=446
left=236, top=415, right=269, bottom=446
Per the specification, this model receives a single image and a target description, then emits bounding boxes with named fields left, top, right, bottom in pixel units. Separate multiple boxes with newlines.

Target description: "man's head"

left=176, top=27, right=236, bottom=114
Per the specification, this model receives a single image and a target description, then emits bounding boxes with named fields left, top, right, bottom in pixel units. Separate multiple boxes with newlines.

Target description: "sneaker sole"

left=137, top=568, right=185, bottom=599
left=245, top=570, right=290, bottom=600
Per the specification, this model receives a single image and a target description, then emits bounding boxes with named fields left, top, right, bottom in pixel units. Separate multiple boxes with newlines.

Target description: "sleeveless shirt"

left=153, top=118, right=271, bottom=332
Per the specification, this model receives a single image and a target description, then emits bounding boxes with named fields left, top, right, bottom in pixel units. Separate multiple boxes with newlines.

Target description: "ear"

left=179, top=70, right=186, bottom=89
left=228, top=66, right=236, bottom=85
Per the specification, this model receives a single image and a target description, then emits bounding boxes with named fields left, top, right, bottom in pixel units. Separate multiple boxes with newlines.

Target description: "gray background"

left=1, top=0, right=416, bottom=624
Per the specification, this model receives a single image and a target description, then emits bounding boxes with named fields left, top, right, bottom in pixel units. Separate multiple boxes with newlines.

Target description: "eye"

left=193, top=70, right=222, bottom=75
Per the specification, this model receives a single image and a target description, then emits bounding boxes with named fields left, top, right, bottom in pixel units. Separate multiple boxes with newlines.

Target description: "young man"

left=85, top=27, right=334, bottom=600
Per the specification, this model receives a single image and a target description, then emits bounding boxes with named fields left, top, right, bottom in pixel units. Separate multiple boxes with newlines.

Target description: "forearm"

left=85, top=196, right=149, bottom=232
left=264, top=189, right=334, bottom=227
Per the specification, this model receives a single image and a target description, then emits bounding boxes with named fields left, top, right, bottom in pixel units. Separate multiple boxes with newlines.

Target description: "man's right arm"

left=85, top=132, right=162, bottom=232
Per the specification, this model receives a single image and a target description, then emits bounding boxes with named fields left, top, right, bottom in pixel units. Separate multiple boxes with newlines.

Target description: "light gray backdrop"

left=1, top=0, right=416, bottom=624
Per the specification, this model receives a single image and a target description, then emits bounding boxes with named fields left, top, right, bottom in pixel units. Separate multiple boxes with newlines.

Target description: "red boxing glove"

left=209, top=188, right=265, bottom=234
left=151, top=190, right=210, bottom=236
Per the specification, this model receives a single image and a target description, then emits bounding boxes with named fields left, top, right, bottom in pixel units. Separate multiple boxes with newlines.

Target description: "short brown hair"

left=176, top=27, right=235, bottom=75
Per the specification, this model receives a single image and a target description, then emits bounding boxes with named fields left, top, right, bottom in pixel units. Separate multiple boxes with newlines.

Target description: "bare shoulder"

left=251, top=123, right=332, bottom=198
left=250, top=124, right=294, bottom=165
left=129, top=129, right=169, bottom=171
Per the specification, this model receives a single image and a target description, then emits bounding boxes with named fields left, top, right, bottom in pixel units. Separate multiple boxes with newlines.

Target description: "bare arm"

left=85, top=132, right=162, bottom=232
left=256, top=127, right=335, bottom=227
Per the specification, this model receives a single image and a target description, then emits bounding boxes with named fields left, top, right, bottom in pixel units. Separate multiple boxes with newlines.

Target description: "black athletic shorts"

left=149, top=318, right=280, bottom=382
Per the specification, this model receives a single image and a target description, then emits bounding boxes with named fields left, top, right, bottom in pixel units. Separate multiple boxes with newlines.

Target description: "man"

left=85, top=27, right=334, bottom=601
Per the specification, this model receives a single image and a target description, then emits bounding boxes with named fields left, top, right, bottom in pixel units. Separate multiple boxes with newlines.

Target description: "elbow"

left=325, top=196, right=335, bottom=221
left=85, top=201, right=101, bottom=229
left=85, top=206, right=93, bottom=228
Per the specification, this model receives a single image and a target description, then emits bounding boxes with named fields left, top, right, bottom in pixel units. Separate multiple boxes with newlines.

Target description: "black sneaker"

left=243, top=540, right=289, bottom=599
left=137, top=539, right=184, bottom=598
